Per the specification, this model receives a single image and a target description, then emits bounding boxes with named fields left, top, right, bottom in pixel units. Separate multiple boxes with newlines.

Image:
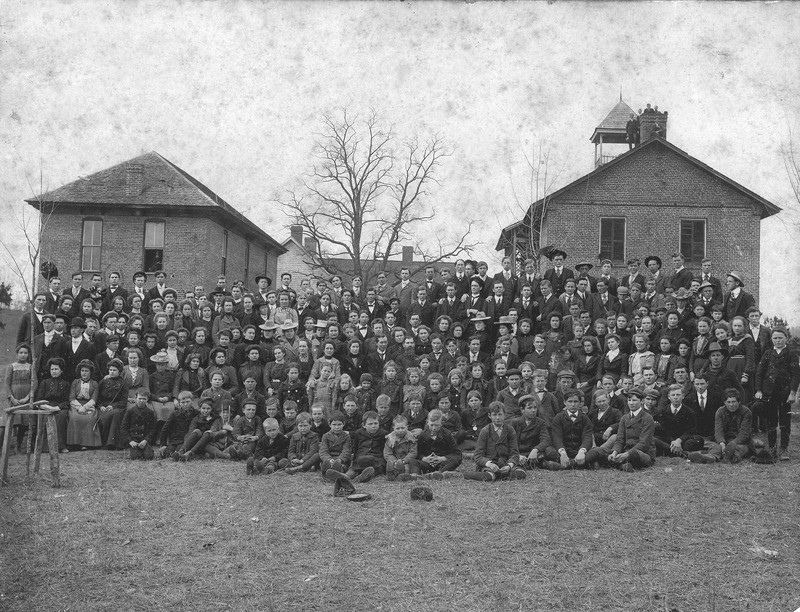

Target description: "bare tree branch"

left=279, top=109, right=465, bottom=284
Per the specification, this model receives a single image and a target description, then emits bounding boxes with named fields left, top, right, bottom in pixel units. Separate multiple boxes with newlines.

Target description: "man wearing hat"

left=722, top=271, right=755, bottom=321
left=254, top=274, right=272, bottom=305
left=64, top=317, right=96, bottom=382
left=644, top=255, right=667, bottom=296
left=703, top=343, right=744, bottom=398
left=543, top=249, right=573, bottom=297
left=574, top=261, right=597, bottom=293
left=697, top=280, right=718, bottom=311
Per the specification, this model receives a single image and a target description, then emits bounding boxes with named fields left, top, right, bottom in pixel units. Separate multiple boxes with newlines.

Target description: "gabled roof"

left=496, top=137, right=782, bottom=250
left=26, top=151, right=286, bottom=253
left=590, top=99, right=636, bottom=143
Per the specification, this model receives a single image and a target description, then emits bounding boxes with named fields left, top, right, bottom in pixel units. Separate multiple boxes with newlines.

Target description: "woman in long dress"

left=67, top=359, right=101, bottom=449
left=2, top=344, right=37, bottom=452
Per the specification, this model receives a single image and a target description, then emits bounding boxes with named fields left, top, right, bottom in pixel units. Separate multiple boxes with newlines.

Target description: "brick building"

left=496, top=101, right=780, bottom=300
left=27, top=152, right=285, bottom=294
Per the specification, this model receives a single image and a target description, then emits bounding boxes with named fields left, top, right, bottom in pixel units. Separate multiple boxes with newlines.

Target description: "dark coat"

left=510, top=415, right=553, bottom=455
left=473, top=422, right=521, bottom=466
left=653, top=404, right=698, bottom=442
left=550, top=410, right=593, bottom=454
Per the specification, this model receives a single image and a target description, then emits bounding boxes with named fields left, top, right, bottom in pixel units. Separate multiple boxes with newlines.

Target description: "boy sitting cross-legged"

left=463, top=402, right=526, bottom=481
left=412, top=409, right=462, bottom=479
left=247, top=418, right=289, bottom=476
left=383, top=414, right=418, bottom=482
left=336, top=410, right=388, bottom=484
left=282, top=412, right=320, bottom=474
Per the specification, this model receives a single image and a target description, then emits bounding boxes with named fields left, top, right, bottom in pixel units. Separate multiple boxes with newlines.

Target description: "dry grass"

left=1, top=432, right=799, bottom=612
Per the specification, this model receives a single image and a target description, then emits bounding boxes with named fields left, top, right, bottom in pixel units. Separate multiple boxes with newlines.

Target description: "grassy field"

left=1, top=438, right=799, bottom=612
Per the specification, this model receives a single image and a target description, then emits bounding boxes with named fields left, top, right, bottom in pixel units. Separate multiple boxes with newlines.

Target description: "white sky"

left=1, top=1, right=798, bottom=320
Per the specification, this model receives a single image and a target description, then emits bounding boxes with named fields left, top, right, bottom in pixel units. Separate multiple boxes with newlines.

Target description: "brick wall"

left=39, top=210, right=280, bottom=297
left=538, top=142, right=764, bottom=300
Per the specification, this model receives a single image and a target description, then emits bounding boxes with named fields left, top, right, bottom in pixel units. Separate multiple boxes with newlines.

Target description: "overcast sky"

left=1, top=1, right=799, bottom=320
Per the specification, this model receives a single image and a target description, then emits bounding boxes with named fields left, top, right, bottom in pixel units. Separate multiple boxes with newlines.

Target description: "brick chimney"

left=125, top=164, right=144, bottom=196
left=290, top=225, right=303, bottom=243
left=304, top=237, right=318, bottom=252
left=402, top=246, right=414, bottom=264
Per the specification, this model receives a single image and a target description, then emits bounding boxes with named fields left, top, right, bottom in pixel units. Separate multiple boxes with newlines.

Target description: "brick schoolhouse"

left=27, top=152, right=285, bottom=294
left=496, top=100, right=781, bottom=300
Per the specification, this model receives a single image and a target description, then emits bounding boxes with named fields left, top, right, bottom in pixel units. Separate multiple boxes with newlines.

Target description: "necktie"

left=700, top=396, right=705, bottom=410
left=671, top=407, right=677, bottom=415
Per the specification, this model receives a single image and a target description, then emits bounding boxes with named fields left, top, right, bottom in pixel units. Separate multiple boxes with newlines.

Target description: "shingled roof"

left=26, top=151, right=285, bottom=252
left=590, top=99, right=636, bottom=143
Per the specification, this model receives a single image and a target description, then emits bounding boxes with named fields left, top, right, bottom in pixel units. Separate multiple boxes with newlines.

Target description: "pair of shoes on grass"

left=326, top=466, right=375, bottom=486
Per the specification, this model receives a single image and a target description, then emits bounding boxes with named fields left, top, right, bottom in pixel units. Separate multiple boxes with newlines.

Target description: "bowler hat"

left=69, top=317, right=87, bottom=329
left=333, top=476, right=356, bottom=497
left=254, top=274, right=272, bottom=286
left=548, top=249, right=568, bottom=261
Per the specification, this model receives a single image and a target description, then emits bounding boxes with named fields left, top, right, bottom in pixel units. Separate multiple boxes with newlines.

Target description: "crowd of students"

left=3, top=250, right=798, bottom=483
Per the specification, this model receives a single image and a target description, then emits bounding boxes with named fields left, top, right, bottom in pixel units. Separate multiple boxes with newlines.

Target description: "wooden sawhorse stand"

left=1, top=400, right=61, bottom=487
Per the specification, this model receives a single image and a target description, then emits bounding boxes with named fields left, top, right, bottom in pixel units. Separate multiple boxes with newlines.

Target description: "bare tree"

left=282, top=109, right=478, bottom=283
left=498, top=135, right=568, bottom=274
left=0, top=165, right=57, bottom=383
left=779, top=128, right=800, bottom=247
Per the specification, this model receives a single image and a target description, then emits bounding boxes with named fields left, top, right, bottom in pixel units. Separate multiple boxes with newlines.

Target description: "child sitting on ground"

left=375, top=394, right=393, bottom=432
left=341, top=395, right=362, bottom=433
left=402, top=391, right=428, bottom=435
left=309, top=404, right=330, bottom=438
left=383, top=414, right=418, bottom=482
left=463, top=402, right=526, bottom=482
left=229, top=399, right=263, bottom=460
left=280, top=401, right=299, bottom=435
left=247, top=418, right=289, bottom=475
left=340, top=411, right=387, bottom=484
left=319, top=411, right=352, bottom=482
left=121, top=390, right=157, bottom=460
left=282, top=412, right=320, bottom=474
left=413, top=409, right=462, bottom=479
left=355, top=373, right=376, bottom=413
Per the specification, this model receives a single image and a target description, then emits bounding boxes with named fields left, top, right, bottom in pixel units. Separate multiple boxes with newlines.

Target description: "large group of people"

left=3, top=249, right=798, bottom=485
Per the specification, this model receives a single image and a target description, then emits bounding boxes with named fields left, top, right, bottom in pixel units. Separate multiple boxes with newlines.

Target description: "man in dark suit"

left=361, top=288, right=385, bottom=323
left=131, top=271, right=150, bottom=314
left=597, top=260, right=619, bottom=297
left=574, top=277, right=595, bottom=314
left=451, top=259, right=471, bottom=300
left=591, top=278, right=619, bottom=321
left=516, top=258, right=541, bottom=302
left=699, top=259, right=724, bottom=301
left=147, top=270, right=169, bottom=302
left=683, top=375, right=724, bottom=439
left=102, top=271, right=129, bottom=314
left=66, top=272, right=91, bottom=317
left=17, top=292, right=48, bottom=347
left=653, top=384, right=703, bottom=456
left=746, top=307, right=772, bottom=366
left=512, top=282, right=537, bottom=323
left=574, top=261, right=598, bottom=293
left=620, top=258, right=647, bottom=292
left=542, top=250, right=573, bottom=298
left=421, top=265, right=443, bottom=304
left=435, top=282, right=466, bottom=323
left=492, top=256, right=518, bottom=303
left=43, top=276, right=62, bottom=314
left=484, top=280, right=511, bottom=327
left=722, top=271, right=755, bottom=321
left=364, top=334, right=391, bottom=378
left=645, top=255, right=667, bottom=296
left=536, top=280, right=564, bottom=328
left=63, top=317, right=96, bottom=381
left=32, top=314, right=66, bottom=381
left=409, top=286, right=436, bottom=328
left=668, top=252, right=693, bottom=291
